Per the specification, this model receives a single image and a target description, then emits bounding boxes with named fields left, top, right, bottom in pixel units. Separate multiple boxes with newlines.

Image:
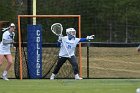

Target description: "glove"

left=86, top=35, right=95, bottom=40
left=57, top=35, right=63, bottom=42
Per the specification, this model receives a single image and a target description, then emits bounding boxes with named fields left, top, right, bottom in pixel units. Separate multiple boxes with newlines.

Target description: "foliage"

left=1, top=0, right=140, bottom=42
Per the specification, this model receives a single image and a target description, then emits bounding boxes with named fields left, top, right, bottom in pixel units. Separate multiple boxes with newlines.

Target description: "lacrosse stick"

left=2, top=27, right=10, bottom=32
left=51, top=23, right=71, bottom=58
left=51, top=23, right=63, bottom=36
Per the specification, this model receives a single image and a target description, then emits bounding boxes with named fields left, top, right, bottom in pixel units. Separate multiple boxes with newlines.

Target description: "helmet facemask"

left=66, top=28, right=76, bottom=40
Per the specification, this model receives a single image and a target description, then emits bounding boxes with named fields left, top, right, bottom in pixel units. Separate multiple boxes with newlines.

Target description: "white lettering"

left=37, top=51, right=40, bottom=62
left=36, top=63, right=40, bottom=76
left=37, top=43, right=40, bottom=49
left=36, top=29, right=41, bottom=76
left=36, top=37, right=40, bottom=42
left=37, top=30, right=40, bottom=36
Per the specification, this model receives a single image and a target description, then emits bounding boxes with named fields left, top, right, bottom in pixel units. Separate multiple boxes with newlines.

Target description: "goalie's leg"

left=50, top=57, right=67, bottom=80
left=68, top=56, right=82, bottom=80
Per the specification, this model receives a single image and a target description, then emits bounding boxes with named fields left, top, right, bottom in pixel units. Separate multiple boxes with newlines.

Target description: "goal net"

left=15, top=15, right=82, bottom=79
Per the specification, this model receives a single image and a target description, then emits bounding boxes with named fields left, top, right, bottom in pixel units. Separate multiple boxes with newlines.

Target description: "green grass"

left=82, top=47, right=140, bottom=78
left=1, top=47, right=140, bottom=93
left=0, top=79, right=140, bottom=93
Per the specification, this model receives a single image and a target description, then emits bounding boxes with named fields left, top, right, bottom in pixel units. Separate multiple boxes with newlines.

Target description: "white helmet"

left=10, top=23, right=15, bottom=27
left=66, top=28, right=76, bottom=38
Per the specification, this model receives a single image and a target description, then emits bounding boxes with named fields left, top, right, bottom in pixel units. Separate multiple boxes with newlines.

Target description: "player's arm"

left=79, top=35, right=95, bottom=42
left=79, top=38, right=87, bottom=42
left=2, top=32, right=14, bottom=45
left=57, top=35, right=63, bottom=47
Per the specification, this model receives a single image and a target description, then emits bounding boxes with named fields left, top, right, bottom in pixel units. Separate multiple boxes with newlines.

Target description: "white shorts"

left=0, top=43, right=11, bottom=55
left=0, top=49, right=11, bottom=55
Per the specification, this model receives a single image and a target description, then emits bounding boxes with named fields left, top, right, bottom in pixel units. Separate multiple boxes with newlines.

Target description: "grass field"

left=0, top=47, right=140, bottom=93
left=0, top=79, right=140, bottom=93
left=82, top=47, right=140, bottom=78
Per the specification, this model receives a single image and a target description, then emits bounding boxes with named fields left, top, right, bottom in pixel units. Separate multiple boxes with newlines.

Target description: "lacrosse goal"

left=15, top=15, right=82, bottom=80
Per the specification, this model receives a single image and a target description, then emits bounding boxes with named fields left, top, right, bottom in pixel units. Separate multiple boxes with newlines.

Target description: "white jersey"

left=0, top=31, right=15, bottom=55
left=59, top=36, right=80, bottom=57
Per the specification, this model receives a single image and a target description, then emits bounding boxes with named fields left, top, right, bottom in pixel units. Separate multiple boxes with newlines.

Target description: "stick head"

left=51, top=23, right=63, bottom=36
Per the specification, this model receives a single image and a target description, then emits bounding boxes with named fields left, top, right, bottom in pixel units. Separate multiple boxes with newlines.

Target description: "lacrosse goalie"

left=50, top=28, right=94, bottom=80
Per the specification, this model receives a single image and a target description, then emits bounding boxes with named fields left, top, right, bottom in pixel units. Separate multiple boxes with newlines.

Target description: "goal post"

left=17, top=15, right=82, bottom=80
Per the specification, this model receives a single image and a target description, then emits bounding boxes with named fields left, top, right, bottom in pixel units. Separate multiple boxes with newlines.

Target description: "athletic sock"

left=2, top=70, right=7, bottom=76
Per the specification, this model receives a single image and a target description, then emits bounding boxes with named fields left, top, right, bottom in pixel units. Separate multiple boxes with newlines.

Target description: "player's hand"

left=13, top=47, right=16, bottom=50
left=58, top=35, right=63, bottom=42
left=86, top=35, right=95, bottom=40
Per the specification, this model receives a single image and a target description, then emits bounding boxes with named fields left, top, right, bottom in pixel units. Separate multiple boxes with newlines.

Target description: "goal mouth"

left=16, top=15, right=82, bottom=79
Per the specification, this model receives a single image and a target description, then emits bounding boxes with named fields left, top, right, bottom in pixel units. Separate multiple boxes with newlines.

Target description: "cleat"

left=75, top=74, right=83, bottom=80
left=75, top=77, right=83, bottom=80
left=2, top=75, right=9, bottom=81
left=50, top=73, right=55, bottom=80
